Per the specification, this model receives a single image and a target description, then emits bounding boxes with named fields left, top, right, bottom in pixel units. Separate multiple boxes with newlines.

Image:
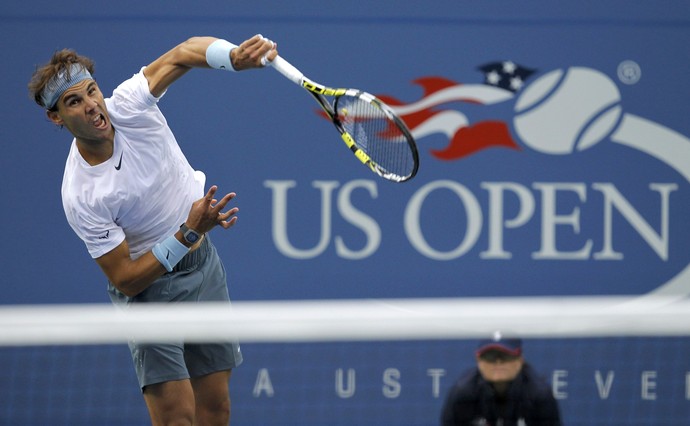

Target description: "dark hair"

left=28, top=49, right=95, bottom=110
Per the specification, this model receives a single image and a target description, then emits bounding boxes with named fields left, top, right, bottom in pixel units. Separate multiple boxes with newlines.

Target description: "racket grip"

left=268, top=56, right=304, bottom=86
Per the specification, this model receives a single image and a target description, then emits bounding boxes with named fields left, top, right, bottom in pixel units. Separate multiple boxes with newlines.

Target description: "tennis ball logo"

left=514, top=67, right=623, bottom=155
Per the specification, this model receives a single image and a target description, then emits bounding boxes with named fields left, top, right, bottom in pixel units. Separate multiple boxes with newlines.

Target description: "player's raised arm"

left=144, top=34, right=278, bottom=97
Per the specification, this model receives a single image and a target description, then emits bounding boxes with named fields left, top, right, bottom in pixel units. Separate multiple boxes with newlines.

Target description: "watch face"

left=185, top=231, right=200, bottom=243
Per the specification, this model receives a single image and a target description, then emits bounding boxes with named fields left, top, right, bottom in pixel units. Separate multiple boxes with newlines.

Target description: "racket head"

left=333, top=90, right=419, bottom=182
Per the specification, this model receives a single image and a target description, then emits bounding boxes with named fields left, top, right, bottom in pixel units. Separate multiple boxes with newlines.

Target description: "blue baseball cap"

left=476, top=332, right=522, bottom=356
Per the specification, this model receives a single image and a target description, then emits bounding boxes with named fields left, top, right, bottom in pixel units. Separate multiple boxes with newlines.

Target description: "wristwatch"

left=180, top=223, right=201, bottom=245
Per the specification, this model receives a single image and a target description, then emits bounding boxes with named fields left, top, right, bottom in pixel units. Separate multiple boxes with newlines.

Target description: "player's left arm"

left=144, top=35, right=277, bottom=97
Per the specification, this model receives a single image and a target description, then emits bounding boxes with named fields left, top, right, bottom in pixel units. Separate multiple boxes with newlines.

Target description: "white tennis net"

left=2, top=295, right=690, bottom=346
left=2, top=296, right=690, bottom=425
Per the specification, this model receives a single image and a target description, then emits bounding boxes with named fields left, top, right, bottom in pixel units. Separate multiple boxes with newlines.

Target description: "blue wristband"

left=152, top=235, right=190, bottom=272
left=206, top=39, right=239, bottom=72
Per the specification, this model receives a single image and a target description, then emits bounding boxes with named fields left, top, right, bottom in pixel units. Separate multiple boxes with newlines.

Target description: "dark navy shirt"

left=441, top=363, right=562, bottom=426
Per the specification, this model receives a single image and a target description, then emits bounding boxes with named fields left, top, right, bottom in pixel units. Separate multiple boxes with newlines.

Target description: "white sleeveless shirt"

left=61, top=68, right=205, bottom=260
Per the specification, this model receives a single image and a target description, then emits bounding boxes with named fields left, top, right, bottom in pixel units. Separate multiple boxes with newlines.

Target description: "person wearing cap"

left=28, top=35, right=278, bottom=425
left=440, top=335, right=561, bottom=426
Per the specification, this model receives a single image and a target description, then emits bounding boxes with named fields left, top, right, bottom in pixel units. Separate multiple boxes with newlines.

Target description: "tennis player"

left=28, top=35, right=277, bottom=425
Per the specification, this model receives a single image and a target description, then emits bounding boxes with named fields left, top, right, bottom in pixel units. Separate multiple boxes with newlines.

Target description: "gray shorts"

left=107, top=236, right=243, bottom=389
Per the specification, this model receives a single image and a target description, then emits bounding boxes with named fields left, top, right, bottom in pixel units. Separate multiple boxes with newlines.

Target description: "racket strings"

left=336, top=95, right=415, bottom=179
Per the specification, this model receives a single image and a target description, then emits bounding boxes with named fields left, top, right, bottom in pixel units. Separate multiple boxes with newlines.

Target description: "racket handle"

left=268, top=55, right=304, bottom=86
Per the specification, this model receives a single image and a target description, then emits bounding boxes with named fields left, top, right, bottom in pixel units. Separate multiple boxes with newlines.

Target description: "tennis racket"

left=268, top=55, right=419, bottom=183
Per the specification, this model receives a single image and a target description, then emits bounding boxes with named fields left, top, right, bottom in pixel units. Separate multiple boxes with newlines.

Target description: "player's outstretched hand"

left=185, top=185, right=239, bottom=233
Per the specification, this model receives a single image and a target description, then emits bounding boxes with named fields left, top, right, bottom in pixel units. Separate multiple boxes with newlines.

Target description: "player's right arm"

left=95, top=240, right=170, bottom=297
left=95, top=186, right=238, bottom=297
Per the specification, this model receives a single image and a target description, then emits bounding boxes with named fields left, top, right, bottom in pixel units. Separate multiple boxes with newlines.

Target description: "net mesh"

left=1, top=296, right=689, bottom=425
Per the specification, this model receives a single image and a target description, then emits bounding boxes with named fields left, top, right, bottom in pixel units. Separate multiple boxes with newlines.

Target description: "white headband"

left=41, top=63, right=93, bottom=109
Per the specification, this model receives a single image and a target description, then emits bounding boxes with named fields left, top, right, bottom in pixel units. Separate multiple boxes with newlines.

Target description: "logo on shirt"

left=98, top=230, right=110, bottom=240
left=114, top=152, right=123, bottom=170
